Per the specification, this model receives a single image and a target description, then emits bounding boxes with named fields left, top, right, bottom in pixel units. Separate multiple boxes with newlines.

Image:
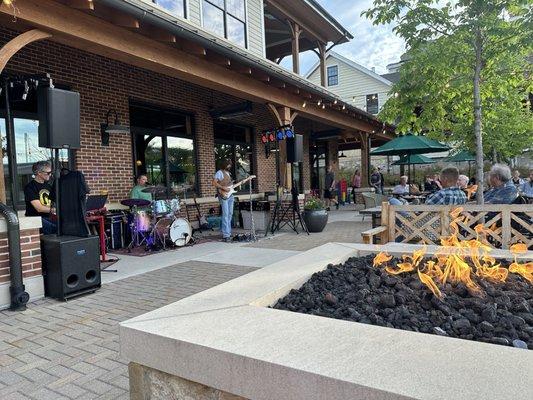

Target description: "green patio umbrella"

left=445, top=150, right=476, bottom=177
left=391, top=154, right=437, bottom=166
left=370, top=133, right=449, bottom=192
left=370, top=133, right=450, bottom=156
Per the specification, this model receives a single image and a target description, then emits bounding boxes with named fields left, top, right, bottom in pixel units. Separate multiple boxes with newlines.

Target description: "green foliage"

left=304, top=197, right=326, bottom=211
left=363, top=0, right=533, bottom=161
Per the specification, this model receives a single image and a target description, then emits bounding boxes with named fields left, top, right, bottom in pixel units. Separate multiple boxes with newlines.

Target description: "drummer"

left=130, top=174, right=153, bottom=202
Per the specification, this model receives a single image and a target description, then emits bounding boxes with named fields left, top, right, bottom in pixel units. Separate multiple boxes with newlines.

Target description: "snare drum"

left=152, top=200, right=170, bottom=216
left=134, top=211, right=152, bottom=232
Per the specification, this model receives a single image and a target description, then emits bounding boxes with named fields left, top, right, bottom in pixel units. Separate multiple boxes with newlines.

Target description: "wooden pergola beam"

left=0, top=28, right=52, bottom=203
left=65, top=0, right=94, bottom=11
left=110, top=14, right=139, bottom=29
left=0, top=0, right=376, bottom=134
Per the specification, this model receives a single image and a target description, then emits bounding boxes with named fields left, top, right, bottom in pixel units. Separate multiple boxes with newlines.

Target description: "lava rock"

left=433, top=327, right=448, bottom=336
left=479, top=321, right=495, bottom=332
left=324, top=292, right=338, bottom=306
left=380, top=294, right=396, bottom=308
left=512, top=339, right=528, bottom=349
left=489, top=337, right=510, bottom=346
left=481, top=306, right=497, bottom=323
left=452, top=318, right=471, bottom=332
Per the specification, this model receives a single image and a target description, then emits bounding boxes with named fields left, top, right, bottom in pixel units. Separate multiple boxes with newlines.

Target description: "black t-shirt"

left=24, top=180, right=52, bottom=217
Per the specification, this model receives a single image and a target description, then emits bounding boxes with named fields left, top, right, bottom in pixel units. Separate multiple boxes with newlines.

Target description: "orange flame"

left=372, top=209, right=532, bottom=298
left=373, top=252, right=392, bottom=268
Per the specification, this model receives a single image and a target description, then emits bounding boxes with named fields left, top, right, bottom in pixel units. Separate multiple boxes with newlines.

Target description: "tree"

left=363, top=0, right=533, bottom=203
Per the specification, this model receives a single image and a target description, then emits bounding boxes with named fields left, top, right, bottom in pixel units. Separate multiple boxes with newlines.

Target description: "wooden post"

left=359, top=131, right=370, bottom=187
left=0, top=29, right=52, bottom=204
left=317, top=41, right=327, bottom=87
left=288, top=21, right=301, bottom=75
left=501, top=209, right=511, bottom=249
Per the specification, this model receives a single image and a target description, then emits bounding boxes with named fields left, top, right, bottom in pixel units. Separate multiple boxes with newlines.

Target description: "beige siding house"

left=306, top=51, right=394, bottom=114
left=140, top=0, right=265, bottom=57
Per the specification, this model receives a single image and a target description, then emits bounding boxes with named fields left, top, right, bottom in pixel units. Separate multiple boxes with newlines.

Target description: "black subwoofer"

left=41, top=235, right=101, bottom=300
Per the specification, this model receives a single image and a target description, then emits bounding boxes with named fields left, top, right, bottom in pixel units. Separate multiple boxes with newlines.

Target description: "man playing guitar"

left=212, top=159, right=255, bottom=242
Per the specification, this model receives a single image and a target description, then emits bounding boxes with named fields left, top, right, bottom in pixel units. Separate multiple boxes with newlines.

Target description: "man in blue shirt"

left=484, top=164, right=518, bottom=204
left=519, top=170, right=533, bottom=198
left=425, top=166, right=467, bottom=205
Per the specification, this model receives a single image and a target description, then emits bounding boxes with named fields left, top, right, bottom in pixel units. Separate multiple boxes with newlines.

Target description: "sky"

left=282, top=0, right=406, bottom=76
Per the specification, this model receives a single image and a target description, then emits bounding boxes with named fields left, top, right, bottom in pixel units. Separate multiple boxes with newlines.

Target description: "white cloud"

left=297, top=0, right=406, bottom=75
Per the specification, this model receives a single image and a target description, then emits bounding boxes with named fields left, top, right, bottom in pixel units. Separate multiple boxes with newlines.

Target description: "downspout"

left=0, top=203, right=29, bottom=310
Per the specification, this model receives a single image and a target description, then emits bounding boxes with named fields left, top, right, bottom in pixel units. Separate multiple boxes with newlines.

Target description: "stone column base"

left=129, top=362, right=247, bottom=400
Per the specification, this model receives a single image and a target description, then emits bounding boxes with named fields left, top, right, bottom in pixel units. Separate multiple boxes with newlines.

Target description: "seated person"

left=457, top=174, right=469, bottom=189
left=425, top=166, right=467, bottom=205
left=392, top=176, right=410, bottom=195
left=24, top=161, right=57, bottom=235
left=130, top=174, right=153, bottom=202
left=519, top=170, right=533, bottom=198
left=424, top=175, right=441, bottom=192
left=484, top=164, right=518, bottom=204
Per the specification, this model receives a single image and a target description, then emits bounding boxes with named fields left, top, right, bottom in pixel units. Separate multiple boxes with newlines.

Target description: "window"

left=213, top=122, right=253, bottom=193
left=1, top=85, right=72, bottom=209
left=202, top=0, right=247, bottom=48
left=152, top=0, right=186, bottom=18
left=327, top=65, right=338, bottom=86
left=130, top=102, right=197, bottom=197
left=366, top=94, right=379, bottom=114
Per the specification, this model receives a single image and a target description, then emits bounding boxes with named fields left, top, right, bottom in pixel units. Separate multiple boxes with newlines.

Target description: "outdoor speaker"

left=38, top=87, right=81, bottom=149
left=287, top=134, right=303, bottom=163
left=40, top=235, right=101, bottom=300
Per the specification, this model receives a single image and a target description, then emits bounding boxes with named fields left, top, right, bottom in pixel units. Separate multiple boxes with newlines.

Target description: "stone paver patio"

left=0, top=262, right=256, bottom=400
left=0, top=208, right=368, bottom=399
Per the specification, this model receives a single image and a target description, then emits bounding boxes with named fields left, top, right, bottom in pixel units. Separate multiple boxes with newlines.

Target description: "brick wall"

left=0, top=228, right=41, bottom=284
left=0, top=27, right=314, bottom=201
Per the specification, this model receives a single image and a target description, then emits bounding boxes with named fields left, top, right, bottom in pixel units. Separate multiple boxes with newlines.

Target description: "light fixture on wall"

left=101, top=109, right=129, bottom=146
left=339, top=152, right=347, bottom=158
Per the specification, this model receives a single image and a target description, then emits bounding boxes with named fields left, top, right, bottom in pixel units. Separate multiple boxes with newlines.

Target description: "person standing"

left=213, top=160, right=234, bottom=242
left=324, top=164, right=339, bottom=211
left=24, top=161, right=56, bottom=234
left=351, top=169, right=361, bottom=203
left=370, top=168, right=382, bottom=194
left=378, top=167, right=385, bottom=194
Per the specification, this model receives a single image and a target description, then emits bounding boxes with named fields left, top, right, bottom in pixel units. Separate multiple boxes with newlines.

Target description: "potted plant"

left=303, top=197, right=328, bottom=233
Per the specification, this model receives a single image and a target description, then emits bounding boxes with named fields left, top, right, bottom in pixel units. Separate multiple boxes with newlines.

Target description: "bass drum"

left=154, top=217, right=192, bottom=247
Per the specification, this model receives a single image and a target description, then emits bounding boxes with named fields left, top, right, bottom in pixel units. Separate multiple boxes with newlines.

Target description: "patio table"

left=360, top=206, right=382, bottom=228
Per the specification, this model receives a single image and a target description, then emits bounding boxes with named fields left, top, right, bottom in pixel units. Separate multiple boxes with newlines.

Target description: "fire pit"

left=120, top=242, right=533, bottom=400
left=275, top=217, right=532, bottom=349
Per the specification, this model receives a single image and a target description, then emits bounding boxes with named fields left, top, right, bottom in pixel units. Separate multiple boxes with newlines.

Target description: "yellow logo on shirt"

left=39, top=189, right=51, bottom=206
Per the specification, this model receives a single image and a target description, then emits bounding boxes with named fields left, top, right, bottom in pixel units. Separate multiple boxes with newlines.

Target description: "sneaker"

left=336, top=203, right=339, bottom=210
left=223, top=237, right=232, bottom=243
left=326, top=207, right=331, bottom=211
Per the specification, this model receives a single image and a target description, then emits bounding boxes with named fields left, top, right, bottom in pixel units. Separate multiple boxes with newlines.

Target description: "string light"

left=302, top=101, right=307, bottom=108
left=317, top=99, right=322, bottom=106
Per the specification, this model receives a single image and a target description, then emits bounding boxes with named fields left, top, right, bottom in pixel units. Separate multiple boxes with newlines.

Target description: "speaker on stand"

left=37, top=83, right=102, bottom=300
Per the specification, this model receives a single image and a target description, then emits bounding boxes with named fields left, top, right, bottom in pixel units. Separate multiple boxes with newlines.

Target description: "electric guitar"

left=219, top=175, right=256, bottom=200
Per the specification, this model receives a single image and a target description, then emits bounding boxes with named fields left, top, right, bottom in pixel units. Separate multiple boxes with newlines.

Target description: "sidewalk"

left=0, top=206, right=369, bottom=399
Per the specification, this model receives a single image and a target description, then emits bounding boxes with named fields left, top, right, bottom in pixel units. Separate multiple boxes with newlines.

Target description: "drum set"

left=120, top=185, right=194, bottom=251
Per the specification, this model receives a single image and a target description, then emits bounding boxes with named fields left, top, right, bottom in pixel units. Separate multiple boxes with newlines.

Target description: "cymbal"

left=172, top=184, right=193, bottom=192
left=141, top=185, right=167, bottom=194
left=120, top=198, right=152, bottom=208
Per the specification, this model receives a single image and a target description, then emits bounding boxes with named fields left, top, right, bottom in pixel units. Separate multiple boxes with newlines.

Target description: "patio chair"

left=361, top=193, right=378, bottom=221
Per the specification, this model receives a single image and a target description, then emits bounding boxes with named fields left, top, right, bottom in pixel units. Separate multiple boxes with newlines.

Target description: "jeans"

left=219, top=195, right=234, bottom=239
left=41, top=217, right=57, bottom=235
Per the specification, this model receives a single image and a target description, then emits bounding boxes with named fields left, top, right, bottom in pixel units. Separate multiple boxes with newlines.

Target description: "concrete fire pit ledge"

left=119, top=243, right=533, bottom=400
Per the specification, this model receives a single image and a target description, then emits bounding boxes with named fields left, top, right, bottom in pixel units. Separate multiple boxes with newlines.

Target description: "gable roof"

left=305, top=51, right=393, bottom=87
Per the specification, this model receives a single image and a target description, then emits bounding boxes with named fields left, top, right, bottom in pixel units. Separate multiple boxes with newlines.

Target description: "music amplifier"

left=41, top=235, right=101, bottom=300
